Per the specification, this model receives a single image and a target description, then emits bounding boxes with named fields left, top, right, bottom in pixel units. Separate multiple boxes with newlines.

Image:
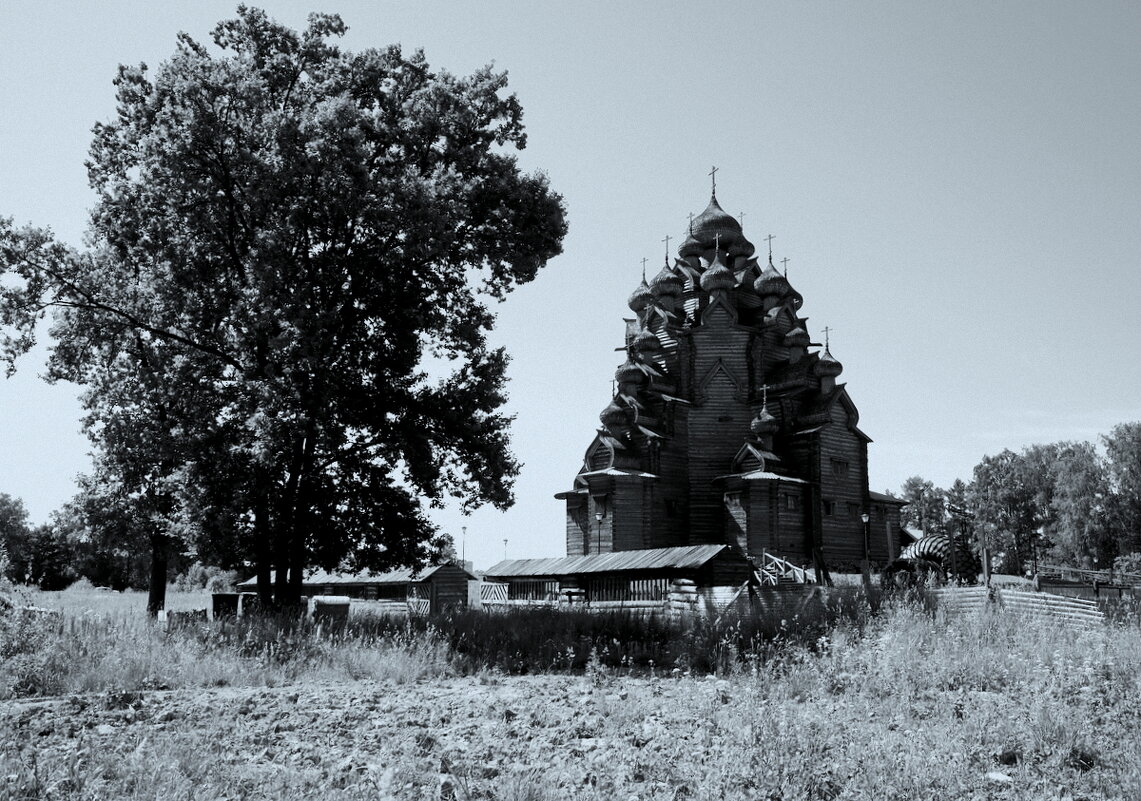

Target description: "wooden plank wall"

left=817, top=405, right=869, bottom=571
left=646, top=400, right=690, bottom=549
left=612, top=478, right=647, bottom=551
left=685, top=316, right=752, bottom=547
left=565, top=496, right=587, bottom=557
left=429, top=565, right=472, bottom=613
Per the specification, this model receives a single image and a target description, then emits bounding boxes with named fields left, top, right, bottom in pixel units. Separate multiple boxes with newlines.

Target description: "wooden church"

left=560, top=183, right=910, bottom=569
left=487, top=183, right=904, bottom=596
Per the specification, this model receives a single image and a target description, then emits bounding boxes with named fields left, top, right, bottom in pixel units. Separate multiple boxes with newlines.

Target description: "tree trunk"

left=287, top=419, right=318, bottom=609
left=254, top=466, right=273, bottom=606
left=146, top=533, right=169, bottom=617
left=274, top=531, right=291, bottom=607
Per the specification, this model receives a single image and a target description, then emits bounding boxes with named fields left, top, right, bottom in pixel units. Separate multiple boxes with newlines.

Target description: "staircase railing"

left=757, top=551, right=815, bottom=586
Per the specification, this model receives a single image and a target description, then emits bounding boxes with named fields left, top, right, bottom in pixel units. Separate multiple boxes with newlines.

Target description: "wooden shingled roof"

left=483, top=544, right=745, bottom=579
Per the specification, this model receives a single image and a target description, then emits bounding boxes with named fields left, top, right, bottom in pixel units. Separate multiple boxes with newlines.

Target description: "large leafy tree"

left=897, top=476, right=946, bottom=536
left=1104, top=422, right=1141, bottom=556
left=0, top=493, right=75, bottom=589
left=0, top=494, right=32, bottom=585
left=0, top=8, right=566, bottom=606
left=969, top=445, right=1066, bottom=574
left=1046, top=441, right=1112, bottom=568
left=969, top=449, right=1039, bottom=574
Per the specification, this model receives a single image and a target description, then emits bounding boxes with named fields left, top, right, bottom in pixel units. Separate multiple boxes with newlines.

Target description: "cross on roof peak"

left=708, top=165, right=718, bottom=196
left=640, top=257, right=648, bottom=281
left=822, top=326, right=833, bottom=349
left=780, top=256, right=789, bottom=276
left=662, top=234, right=671, bottom=262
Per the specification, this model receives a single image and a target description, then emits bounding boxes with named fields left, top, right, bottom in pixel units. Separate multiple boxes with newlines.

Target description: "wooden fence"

left=586, top=576, right=670, bottom=602
left=478, top=578, right=702, bottom=618
left=927, top=586, right=1105, bottom=628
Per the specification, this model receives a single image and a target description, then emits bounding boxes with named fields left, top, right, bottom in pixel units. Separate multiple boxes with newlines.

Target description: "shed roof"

left=869, top=490, right=907, bottom=505
left=484, top=544, right=742, bottom=579
left=236, top=563, right=475, bottom=589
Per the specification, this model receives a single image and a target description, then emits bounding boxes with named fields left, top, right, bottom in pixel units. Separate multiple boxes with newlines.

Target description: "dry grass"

left=3, top=588, right=1141, bottom=799
left=0, top=584, right=450, bottom=698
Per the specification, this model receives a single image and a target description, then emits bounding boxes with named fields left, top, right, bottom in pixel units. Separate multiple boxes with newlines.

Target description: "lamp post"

left=860, top=512, right=870, bottom=563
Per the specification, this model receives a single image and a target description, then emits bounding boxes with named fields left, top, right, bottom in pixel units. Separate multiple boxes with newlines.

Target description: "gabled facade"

left=557, top=190, right=904, bottom=574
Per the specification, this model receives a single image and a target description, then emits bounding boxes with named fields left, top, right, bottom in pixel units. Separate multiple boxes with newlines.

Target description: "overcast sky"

left=2, top=1, right=1139, bottom=571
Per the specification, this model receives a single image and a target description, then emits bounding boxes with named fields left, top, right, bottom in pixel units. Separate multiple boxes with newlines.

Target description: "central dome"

left=692, top=195, right=741, bottom=241
left=681, top=194, right=755, bottom=259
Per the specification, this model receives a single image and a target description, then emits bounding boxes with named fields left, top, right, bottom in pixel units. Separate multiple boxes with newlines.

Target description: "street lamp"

left=860, top=512, right=870, bottom=563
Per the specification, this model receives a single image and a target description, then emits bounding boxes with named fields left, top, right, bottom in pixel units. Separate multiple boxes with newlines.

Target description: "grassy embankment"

left=1, top=584, right=1140, bottom=799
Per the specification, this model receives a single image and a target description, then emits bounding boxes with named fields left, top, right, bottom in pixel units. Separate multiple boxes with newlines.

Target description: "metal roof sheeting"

left=484, top=544, right=736, bottom=578
left=236, top=563, right=475, bottom=589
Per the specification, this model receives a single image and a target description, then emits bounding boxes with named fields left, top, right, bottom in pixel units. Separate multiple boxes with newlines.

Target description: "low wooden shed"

left=237, top=562, right=476, bottom=614
left=482, top=544, right=757, bottom=602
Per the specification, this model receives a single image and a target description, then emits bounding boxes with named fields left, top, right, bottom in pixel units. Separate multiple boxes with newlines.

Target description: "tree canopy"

left=0, top=7, right=566, bottom=605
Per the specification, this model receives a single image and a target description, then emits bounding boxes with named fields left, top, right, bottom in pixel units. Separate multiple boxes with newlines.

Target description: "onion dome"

left=753, top=262, right=791, bottom=299
left=632, top=326, right=662, bottom=353
left=650, top=262, right=684, bottom=298
left=699, top=250, right=737, bottom=293
left=600, top=400, right=627, bottom=428
left=815, top=346, right=843, bottom=378
left=692, top=195, right=742, bottom=244
left=687, top=194, right=756, bottom=258
left=615, top=359, right=645, bottom=386
left=727, top=234, right=756, bottom=259
left=627, top=278, right=654, bottom=312
left=784, top=326, right=810, bottom=348
left=678, top=229, right=703, bottom=259
left=750, top=405, right=780, bottom=436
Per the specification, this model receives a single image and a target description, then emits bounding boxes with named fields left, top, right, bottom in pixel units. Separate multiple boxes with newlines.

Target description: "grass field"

left=2, top=584, right=1140, bottom=799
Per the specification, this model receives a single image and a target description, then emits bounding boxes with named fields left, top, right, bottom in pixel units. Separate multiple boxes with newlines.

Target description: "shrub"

left=173, top=563, right=240, bottom=592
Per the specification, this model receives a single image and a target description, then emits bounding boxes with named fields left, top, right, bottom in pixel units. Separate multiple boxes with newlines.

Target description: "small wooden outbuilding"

left=236, top=563, right=476, bottom=614
left=482, top=544, right=756, bottom=602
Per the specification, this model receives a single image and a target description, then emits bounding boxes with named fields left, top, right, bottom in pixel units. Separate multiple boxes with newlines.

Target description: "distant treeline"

left=0, top=492, right=235, bottom=592
left=893, top=422, right=1141, bottom=576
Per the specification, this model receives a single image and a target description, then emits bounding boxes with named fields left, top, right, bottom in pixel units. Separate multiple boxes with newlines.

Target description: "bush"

left=1114, top=552, right=1141, bottom=577
left=173, top=563, right=240, bottom=592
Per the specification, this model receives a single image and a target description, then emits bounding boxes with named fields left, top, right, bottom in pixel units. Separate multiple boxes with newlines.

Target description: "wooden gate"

left=407, top=584, right=431, bottom=617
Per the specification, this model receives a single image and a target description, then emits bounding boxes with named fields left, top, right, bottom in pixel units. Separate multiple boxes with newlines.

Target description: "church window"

left=831, top=459, right=849, bottom=478
left=847, top=502, right=860, bottom=518
left=665, top=499, right=680, bottom=518
left=784, top=494, right=799, bottom=511
left=823, top=500, right=835, bottom=516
